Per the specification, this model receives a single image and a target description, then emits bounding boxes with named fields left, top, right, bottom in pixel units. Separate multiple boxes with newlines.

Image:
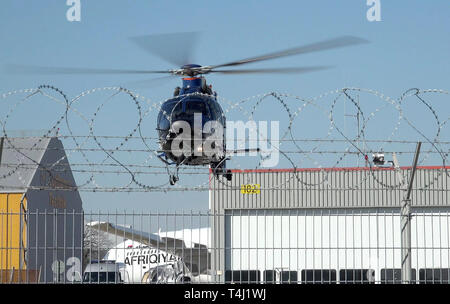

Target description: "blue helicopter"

left=6, top=33, right=368, bottom=185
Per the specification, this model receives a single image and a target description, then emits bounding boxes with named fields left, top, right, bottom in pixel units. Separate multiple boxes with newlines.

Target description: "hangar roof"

left=0, top=137, right=51, bottom=193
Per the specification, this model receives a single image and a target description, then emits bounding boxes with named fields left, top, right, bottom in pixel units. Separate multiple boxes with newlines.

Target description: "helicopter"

left=5, top=33, right=368, bottom=185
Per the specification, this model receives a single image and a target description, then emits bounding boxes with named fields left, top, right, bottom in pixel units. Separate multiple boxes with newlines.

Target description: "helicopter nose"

left=170, top=120, right=203, bottom=137
left=170, top=120, right=186, bottom=135
left=193, top=125, right=202, bottom=137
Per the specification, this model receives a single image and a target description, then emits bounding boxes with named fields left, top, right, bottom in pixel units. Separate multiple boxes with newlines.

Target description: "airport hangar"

left=209, top=166, right=450, bottom=283
left=0, top=137, right=83, bottom=283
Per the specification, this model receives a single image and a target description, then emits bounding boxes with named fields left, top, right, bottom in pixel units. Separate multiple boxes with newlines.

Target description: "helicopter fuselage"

left=156, top=76, right=226, bottom=167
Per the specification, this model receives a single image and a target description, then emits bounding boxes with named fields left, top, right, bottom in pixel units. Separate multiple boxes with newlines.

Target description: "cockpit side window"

left=158, top=100, right=182, bottom=129
left=210, top=100, right=224, bottom=124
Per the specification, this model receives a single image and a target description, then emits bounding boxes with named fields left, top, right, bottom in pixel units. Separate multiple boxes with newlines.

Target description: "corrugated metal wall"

left=209, top=167, right=450, bottom=282
left=0, top=194, right=27, bottom=271
left=211, top=167, right=450, bottom=211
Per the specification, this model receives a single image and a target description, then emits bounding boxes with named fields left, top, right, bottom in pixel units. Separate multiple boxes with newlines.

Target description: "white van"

left=83, top=260, right=129, bottom=284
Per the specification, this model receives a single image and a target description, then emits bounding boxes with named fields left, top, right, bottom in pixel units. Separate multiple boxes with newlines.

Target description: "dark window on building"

left=263, top=270, right=275, bottom=283
left=339, top=269, right=375, bottom=284
left=185, top=263, right=199, bottom=276
left=301, top=269, right=337, bottom=284
left=419, top=269, right=450, bottom=284
left=281, top=271, right=298, bottom=283
left=381, top=269, right=416, bottom=284
left=225, top=270, right=260, bottom=283
left=263, top=270, right=298, bottom=283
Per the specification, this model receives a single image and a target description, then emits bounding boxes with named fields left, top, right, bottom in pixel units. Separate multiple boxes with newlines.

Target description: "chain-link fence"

left=1, top=208, right=450, bottom=284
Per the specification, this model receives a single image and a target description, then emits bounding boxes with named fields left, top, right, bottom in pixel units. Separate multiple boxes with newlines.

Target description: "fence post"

left=401, top=142, right=421, bottom=284
left=19, top=198, right=22, bottom=283
left=9, top=267, right=14, bottom=283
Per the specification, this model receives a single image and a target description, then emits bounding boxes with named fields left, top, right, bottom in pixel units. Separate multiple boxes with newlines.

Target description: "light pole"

left=400, top=142, right=421, bottom=283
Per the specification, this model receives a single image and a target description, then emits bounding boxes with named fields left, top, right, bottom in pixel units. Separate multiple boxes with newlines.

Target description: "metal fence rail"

left=1, top=209, right=449, bottom=284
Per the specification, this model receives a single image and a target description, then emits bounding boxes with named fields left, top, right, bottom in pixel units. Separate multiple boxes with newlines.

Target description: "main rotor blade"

left=121, top=75, right=178, bottom=89
left=129, top=32, right=199, bottom=67
left=210, top=66, right=332, bottom=74
left=5, top=64, right=170, bottom=75
left=209, top=36, right=368, bottom=69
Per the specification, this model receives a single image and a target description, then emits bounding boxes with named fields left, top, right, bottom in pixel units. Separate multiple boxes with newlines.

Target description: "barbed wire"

left=0, top=85, right=448, bottom=192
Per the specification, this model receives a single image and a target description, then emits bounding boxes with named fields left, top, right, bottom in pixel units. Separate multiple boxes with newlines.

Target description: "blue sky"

left=0, top=1, right=449, bottom=212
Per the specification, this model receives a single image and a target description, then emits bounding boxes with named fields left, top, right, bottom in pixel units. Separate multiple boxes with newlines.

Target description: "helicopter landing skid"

left=210, top=157, right=232, bottom=181
left=157, top=152, right=233, bottom=185
left=167, top=158, right=188, bottom=185
left=169, top=174, right=179, bottom=186
left=157, top=152, right=184, bottom=185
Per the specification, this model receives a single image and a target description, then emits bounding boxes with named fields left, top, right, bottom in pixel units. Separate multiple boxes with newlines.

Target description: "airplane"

left=5, top=33, right=368, bottom=185
left=85, top=221, right=211, bottom=283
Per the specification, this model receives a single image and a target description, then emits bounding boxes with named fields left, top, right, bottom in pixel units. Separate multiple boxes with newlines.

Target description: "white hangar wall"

left=209, top=167, right=450, bottom=283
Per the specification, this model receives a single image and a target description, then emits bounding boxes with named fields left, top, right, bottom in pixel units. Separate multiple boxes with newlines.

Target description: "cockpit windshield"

left=161, top=100, right=181, bottom=116
left=186, top=101, right=208, bottom=116
left=168, top=100, right=210, bottom=119
left=158, top=99, right=211, bottom=130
